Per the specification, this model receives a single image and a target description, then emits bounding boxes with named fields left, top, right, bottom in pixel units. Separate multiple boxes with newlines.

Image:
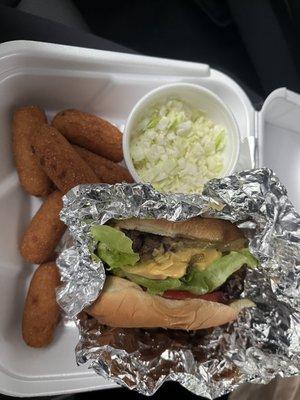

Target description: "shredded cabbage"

left=130, top=99, right=227, bottom=193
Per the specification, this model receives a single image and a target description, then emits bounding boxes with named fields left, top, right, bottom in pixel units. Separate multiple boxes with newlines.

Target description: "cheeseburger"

left=87, top=217, right=257, bottom=330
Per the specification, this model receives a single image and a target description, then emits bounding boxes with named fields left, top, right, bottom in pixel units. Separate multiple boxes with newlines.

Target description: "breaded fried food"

left=22, top=262, right=60, bottom=347
left=52, top=109, right=123, bottom=162
left=20, top=191, right=66, bottom=263
left=73, top=145, right=133, bottom=184
left=12, top=106, right=52, bottom=196
left=32, top=124, right=99, bottom=193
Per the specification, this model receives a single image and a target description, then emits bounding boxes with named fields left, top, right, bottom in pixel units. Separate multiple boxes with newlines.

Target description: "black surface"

left=0, top=4, right=136, bottom=54
left=74, top=0, right=264, bottom=101
left=228, top=0, right=300, bottom=95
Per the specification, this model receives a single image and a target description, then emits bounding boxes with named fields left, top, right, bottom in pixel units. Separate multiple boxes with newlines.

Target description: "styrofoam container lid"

left=257, top=87, right=300, bottom=212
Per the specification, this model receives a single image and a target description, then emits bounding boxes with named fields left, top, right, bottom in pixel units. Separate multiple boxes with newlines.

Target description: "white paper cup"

left=123, top=82, right=240, bottom=186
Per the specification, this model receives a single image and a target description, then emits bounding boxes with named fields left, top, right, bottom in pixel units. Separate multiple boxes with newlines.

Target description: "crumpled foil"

left=56, top=168, right=300, bottom=399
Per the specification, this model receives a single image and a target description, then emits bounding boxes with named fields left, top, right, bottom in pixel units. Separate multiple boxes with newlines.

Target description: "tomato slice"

left=162, top=290, right=227, bottom=303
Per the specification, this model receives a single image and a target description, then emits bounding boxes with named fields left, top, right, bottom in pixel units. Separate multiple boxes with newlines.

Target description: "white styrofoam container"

left=0, top=40, right=299, bottom=397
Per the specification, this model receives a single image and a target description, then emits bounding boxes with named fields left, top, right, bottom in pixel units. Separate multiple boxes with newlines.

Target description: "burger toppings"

left=91, top=222, right=258, bottom=303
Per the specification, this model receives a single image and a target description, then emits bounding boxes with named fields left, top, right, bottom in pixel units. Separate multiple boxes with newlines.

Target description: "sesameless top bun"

left=115, top=217, right=244, bottom=245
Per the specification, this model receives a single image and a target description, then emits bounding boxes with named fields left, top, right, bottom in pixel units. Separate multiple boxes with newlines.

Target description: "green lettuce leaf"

left=113, top=269, right=181, bottom=295
left=91, top=225, right=139, bottom=269
left=112, top=248, right=257, bottom=295
left=180, top=249, right=257, bottom=295
left=238, top=248, right=258, bottom=268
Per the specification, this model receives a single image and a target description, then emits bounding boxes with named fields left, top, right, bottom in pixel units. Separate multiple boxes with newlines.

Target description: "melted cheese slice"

left=122, top=248, right=221, bottom=280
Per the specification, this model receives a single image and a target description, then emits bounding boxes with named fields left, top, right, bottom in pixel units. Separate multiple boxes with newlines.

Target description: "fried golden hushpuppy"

left=20, top=191, right=66, bottom=264
left=52, top=109, right=123, bottom=162
left=73, top=145, right=133, bottom=184
left=12, top=106, right=52, bottom=196
left=32, top=124, right=99, bottom=193
left=22, top=262, right=60, bottom=347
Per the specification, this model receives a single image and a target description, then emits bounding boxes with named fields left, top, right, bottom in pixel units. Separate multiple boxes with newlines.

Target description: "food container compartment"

left=0, top=40, right=298, bottom=397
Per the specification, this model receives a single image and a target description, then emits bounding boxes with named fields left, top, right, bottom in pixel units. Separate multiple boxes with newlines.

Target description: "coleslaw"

left=130, top=99, right=227, bottom=193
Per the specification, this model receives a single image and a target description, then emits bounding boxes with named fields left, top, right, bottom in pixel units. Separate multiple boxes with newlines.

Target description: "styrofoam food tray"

left=0, top=40, right=298, bottom=397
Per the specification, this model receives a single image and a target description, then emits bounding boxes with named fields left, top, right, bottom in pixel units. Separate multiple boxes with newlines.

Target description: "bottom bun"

left=86, top=276, right=240, bottom=330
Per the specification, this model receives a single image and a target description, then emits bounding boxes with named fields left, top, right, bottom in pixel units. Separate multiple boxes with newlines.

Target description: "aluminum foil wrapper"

left=56, top=168, right=300, bottom=399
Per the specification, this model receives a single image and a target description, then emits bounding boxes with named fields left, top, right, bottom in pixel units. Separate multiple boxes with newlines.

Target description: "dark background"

left=0, top=0, right=299, bottom=399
